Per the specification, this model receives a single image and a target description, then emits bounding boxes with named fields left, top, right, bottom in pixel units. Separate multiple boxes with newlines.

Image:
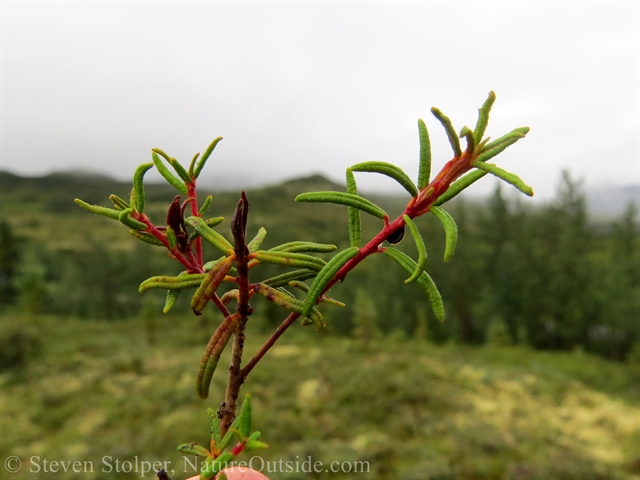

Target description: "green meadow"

left=1, top=313, right=638, bottom=480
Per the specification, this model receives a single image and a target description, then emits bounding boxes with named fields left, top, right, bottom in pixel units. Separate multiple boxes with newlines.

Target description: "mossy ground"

left=1, top=313, right=638, bottom=480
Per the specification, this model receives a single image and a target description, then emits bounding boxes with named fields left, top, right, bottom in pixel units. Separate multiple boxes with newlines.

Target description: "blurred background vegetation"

left=1, top=169, right=639, bottom=479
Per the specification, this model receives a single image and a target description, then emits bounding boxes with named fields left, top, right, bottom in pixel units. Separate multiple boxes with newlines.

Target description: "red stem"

left=187, top=182, right=204, bottom=268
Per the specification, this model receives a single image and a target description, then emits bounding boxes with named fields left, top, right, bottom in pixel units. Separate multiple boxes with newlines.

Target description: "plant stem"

left=220, top=193, right=253, bottom=436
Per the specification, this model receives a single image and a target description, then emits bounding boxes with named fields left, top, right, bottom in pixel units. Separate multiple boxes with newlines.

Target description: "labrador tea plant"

left=75, top=92, right=531, bottom=480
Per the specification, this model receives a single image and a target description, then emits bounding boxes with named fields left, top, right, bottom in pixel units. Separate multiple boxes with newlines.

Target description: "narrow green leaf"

left=402, top=215, right=427, bottom=283
left=196, top=313, right=236, bottom=398
left=417, top=118, right=432, bottom=190
left=164, top=288, right=181, bottom=313
left=253, top=283, right=324, bottom=330
left=191, top=259, right=234, bottom=315
left=207, top=408, right=222, bottom=447
left=170, top=157, right=192, bottom=183
left=430, top=206, right=458, bottom=262
left=248, top=227, right=267, bottom=253
left=459, top=126, right=476, bottom=155
left=163, top=271, right=189, bottom=313
left=118, top=208, right=147, bottom=230
left=166, top=226, right=178, bottom=250
left=74, top=199, right=121, bottom=220
left=238, top=394, right=252, bottom=438
left=295, top=192, right=386, bottom=219
left=350, top=161, right=418, bottom=197
left=188, top=152, right=200, bottom=179
left=476, top=127, right=530, bottom=163
left=195, top=137, right=223, bottom=178
left=346, top=168, right=361, bottom=248
left=432, top=170, right=487, bottom=206
left=132, top=162, right=154, bottom=213
left=277, top=287, right=295, bottom=298
left=152, top=151, right=188, bottom=195
left=245, top=440, right=269, bottom=451
left=471, top=161, right=534, bottom=196
left=383, top=248, right=445, bottom=322
left=204, top=256, right=226, bottom=272
left=199, top=195, right=212, bottom=214
left=220, top=289, right=239, bottom=305
left=185, top=216, right=234, bottom=255
left=129, top=229, right=165, bottom=247
left=176, top=443, right=211, bottom=458
left=288, top=281, right=344, bottom=307
left=288, top=280, right=310, bottom=293
left=109, top=194, right=130, bottom=211
left=431, top=107, right=461, bottom=157
left=303, top=246, right=359, bottom=317
left=188, top=216, right=225, bottom=242
left=474, top=91, right=496, bottom=143
left=139, top=274, right=207, bottom=293
left=263, top=269, right=317, bottom=288
left=270, top=241, right=337, bottom=254
left=252, top=251, right=326, bottom=271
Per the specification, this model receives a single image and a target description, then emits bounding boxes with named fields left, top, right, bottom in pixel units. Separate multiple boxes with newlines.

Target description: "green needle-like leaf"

left=350, top=161, right=419, bottom=197
left=199, top=195, right=213, bottom=214
left=471, top=161, right=534, bottom=196
left=245, top=440, right=269, bottom=451
left=164, top=288, right=181, bottom=313
left=303, top=246, right=359, bottom=317
left=169, top=157, right=191, bottom=183
left=248, top=227, right=268, bottom=253
left=263, top=269, right=318, bottom=288
left=252, top=251, right=326, bottom=271
left=459, top=126, right=476, bottom=155
left=176, top=443, right=211, bottom=458
left=295, top=192, right=386, bottom=219
left=129, top=230, right=165, bottom=247
left=191, top=259, right=234, bottom=315
left=139, top=274, right=207, bottom=293
left=163, top=272, right=189, bottom=313
left=109, top=194, right=130, bottom=211
left=132, top=162, right=154, bottom=213
left=152, top=151, right=188, bottom=195
left=238, top=394, right=252, bottom=438
left=417, top=118, right=432, bottom=190
left=476, top=127, right=530, bottom=163
left=431, top=107, right=462, bottom=158
left=195, top=137, right=223, bottom=178
left=207, top=407, right=222, bottom=447
left=270, top=241, right=337, bottom=254
left=474, top=91, right=496, bottom=143
left=287, top=280, right=310, bottom=293
left=402, top=215, right=427, bottom=284
left=118, top=208, right=147, bottom=230
left=196, top=313, right=236, bottom=399
left=188, top=152, right=200, bottom=179
left=253, top=283, right=325, bottom=330
left=185, top=216, right=234, bottom=255
left=431, top=206, right=458, bottom=262
left=432, top=170, right=487, bottom=206
left=346, top=168, right=361, bottom=248
left=188, top=217, right=225, bottom=242
left=384, top=248, right=445, bottom=322
left=74, top=199, right=121, bottom=220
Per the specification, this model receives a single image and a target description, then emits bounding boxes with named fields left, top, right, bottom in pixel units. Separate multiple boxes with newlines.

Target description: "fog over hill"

left=0, top=169, right=637, bottom=218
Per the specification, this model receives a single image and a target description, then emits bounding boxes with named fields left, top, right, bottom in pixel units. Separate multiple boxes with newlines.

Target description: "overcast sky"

left=2, top=2, right=638, bottom=201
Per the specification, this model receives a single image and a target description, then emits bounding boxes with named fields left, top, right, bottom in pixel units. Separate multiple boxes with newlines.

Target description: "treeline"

left=1, top=172, right=638, bottom=361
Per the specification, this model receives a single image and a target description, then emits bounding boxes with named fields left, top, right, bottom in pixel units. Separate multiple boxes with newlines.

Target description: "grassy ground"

left=1, top=313, right=639, bottom=480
